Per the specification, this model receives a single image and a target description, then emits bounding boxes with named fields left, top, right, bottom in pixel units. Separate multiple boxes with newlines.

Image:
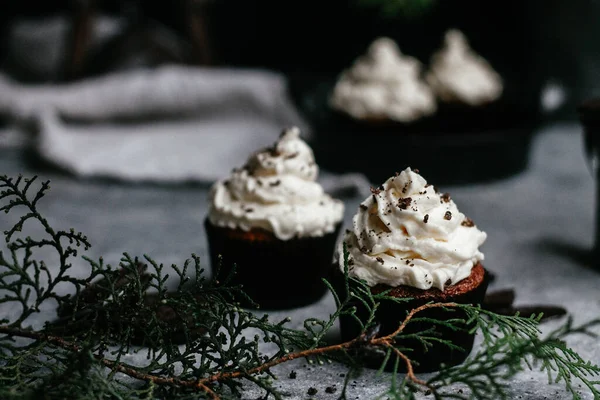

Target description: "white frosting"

left=426, top=30, right=503, bottom=106
left=338, top=168, right=486, bottom=290
left=330, top=37, right=436, bottom=123
left=208, top=127, right=344, bottom=240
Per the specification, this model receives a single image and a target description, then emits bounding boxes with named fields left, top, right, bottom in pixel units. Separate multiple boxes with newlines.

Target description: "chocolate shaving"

left=444, top=211, right=452, bottom=220
left=376, top=257, right=384, bottom=264
left=461, top=217, right=475, bottom=227
left=441, top=193, right=451, bottom=203
left=397, top=197, right=412, bottom=210
left=269, top=180, right=281, bottom=187
left=370, top=186, right=381, bottom=195
left=423, top=214, right=429, bottom=223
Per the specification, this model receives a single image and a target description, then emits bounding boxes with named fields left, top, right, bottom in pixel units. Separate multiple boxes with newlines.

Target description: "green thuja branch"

left=1, top=174, right=600, bottom=400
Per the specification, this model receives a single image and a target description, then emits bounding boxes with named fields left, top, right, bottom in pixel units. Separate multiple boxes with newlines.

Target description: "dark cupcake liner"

left=204, top=218, right=342, bottom=310
left=291, top=78, right=539, bottom=186
left=330, top=264, right=489, bottom=373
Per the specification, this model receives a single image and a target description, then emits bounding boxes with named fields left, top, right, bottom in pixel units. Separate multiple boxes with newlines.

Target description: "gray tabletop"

left=1, top=123, right=599, bottom=399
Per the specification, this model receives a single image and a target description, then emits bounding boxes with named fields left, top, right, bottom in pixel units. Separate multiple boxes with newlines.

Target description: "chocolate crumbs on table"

left=461, top=217, right=475, bottom=227
left=444, top=211, right=452, bottom=220
left=325, top=386, right=337, bottom=394
left=423, top=214, right=429, bottom=223
left=307, top=387, right=318, bottom=396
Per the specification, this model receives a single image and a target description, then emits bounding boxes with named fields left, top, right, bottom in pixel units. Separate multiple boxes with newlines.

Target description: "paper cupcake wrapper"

left=331, top=264, right=489, bottom=373
left=204, top=219, right=342, bottom=310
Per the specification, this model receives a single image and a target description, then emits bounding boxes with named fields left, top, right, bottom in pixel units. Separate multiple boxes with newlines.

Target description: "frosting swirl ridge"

left=209, top=127, right=344, bottom=240
left=339, top=168, right=486, bottom=290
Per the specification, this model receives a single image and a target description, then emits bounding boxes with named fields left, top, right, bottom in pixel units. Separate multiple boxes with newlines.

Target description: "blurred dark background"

left=1, top=0, right=599, bottom=119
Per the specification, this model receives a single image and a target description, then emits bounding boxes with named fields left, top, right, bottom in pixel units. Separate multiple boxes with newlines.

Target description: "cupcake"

left=301, top=33, right=538, bottom=185
left=426, top=29, right=503, bottom=107
left=205, top=127, right=344, bottom=310
left=329, top=37, right=436, bottom=124
left=333, top=167, right=488, bottom=372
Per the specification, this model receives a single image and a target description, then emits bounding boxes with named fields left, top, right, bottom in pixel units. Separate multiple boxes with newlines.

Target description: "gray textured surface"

left=1, top=123, right=599, bottom=399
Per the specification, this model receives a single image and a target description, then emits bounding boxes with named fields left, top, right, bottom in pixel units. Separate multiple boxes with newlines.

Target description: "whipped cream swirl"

left=339, top=168, right=486, bottom=290
left=330, top=37, right=436, bottom=123
left=426, top=30, right=503, bottom=106
left=209, top=127, right=344, bottom=240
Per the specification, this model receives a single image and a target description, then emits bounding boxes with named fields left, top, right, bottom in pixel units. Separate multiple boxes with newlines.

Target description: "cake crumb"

left=444, top=211, right=452, bottom=220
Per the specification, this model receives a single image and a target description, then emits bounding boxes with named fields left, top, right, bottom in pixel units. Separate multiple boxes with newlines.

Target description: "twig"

left=0, top=302, right=456, bottom=397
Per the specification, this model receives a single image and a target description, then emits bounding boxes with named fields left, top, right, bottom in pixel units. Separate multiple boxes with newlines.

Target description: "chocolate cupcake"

left=205, top=127, right=344, bottom=310
left=303, top=33, right=538, bottom=185
left=333, top=168, right=488, bottom=372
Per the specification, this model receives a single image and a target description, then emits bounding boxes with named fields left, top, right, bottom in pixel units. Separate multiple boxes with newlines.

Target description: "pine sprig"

left=1, top=174, right=600, bottom=400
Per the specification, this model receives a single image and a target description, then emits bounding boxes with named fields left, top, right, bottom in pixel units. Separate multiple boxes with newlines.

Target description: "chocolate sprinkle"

left=423, top=214, right=429, bottom=223
left=461, top=217, right=475, bottom=227
left=444, top=211, right=452, bottom=220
